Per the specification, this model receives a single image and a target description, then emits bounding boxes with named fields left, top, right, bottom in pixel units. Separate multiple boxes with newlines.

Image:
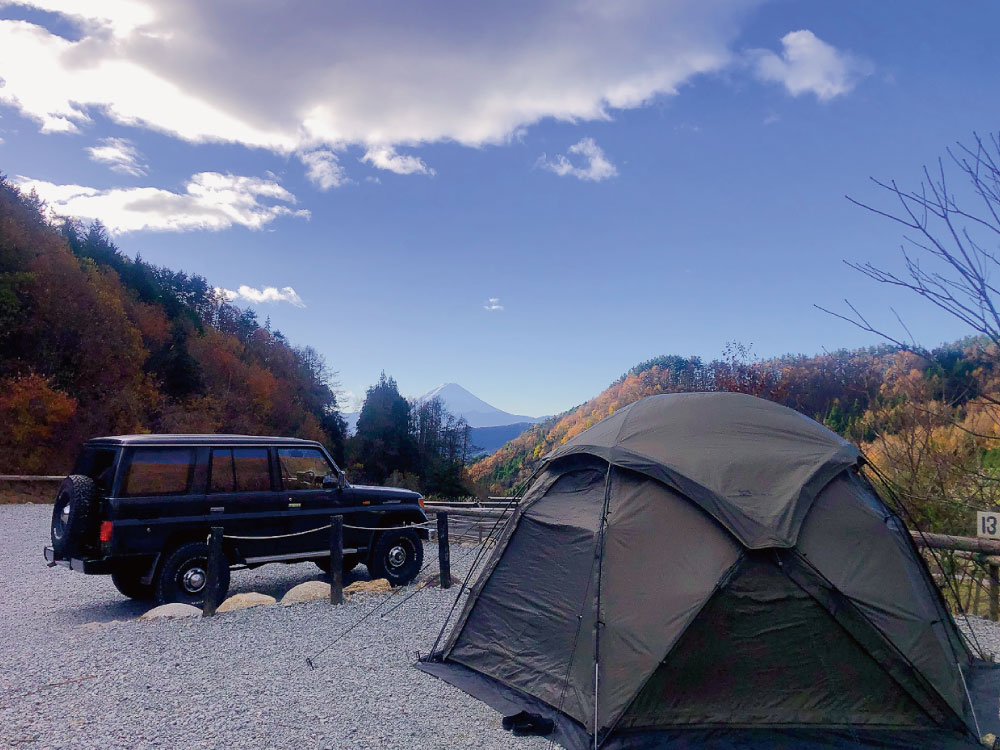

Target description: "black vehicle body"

left=44, top=435, right=428, bottom=603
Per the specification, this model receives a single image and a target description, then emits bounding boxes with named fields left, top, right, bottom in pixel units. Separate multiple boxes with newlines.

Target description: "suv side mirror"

left=323, top=470, right=347, bottom=490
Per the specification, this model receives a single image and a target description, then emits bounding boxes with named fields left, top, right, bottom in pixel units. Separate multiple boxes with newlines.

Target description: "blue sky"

left=1, top=0, right=998, bottom=417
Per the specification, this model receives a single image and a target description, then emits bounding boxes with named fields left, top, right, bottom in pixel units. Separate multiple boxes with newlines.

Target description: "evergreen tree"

left=351, top=372, right=417, bottom=484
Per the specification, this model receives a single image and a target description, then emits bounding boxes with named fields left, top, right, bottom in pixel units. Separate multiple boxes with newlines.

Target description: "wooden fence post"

left=438, top=512, right=451, bottom=589
left=330, top=515, right=344, bottom=605
left=990, top=563, right=999, bottom=622
left=203, top=526, right=224, bottom=617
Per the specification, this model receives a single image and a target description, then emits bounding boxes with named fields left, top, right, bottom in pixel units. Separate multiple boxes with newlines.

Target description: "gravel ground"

left=0, top=504, right=548, bottom=750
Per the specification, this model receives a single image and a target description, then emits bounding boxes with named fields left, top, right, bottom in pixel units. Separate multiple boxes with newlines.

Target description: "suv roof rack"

left=86, top=434, right=323, bottom=447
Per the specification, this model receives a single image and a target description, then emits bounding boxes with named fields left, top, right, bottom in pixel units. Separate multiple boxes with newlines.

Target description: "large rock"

left=216, top=592, right=276, bottom=613
left=139, top=603, right=201, bottom=620
left=281, top=580, right=331, bottom=606
left=344, top=578, right=391, bottom=596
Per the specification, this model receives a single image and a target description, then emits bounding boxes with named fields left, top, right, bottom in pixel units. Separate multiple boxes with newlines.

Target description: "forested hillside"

left=0, top=176, right=346, bottom=473
left=471, top=342, right=1000, bottom=534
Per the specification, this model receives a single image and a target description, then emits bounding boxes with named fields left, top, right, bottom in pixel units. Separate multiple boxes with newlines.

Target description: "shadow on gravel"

left=62, top=564, right=375, bottom=623
left=69, top=598, right=150, bottom=624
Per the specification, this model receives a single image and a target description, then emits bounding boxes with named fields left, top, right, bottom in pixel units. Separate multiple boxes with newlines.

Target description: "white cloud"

left=538, top=137, right=617, bottom=182
left=298, top=149, right=349, bottom=190
left=362, top=146, right=434, bottom=176
left=749, top=30, right=871, bottom=101
left=216, top=284, right=305, bottom=308
left=8, top=0, right=157, bottom=37
left=0, top=1, right=757, bottom=154
left=15, top=172, right=309, bottom=233
left=483, top=297, right=504, bottom=311
left=337, top=389, right=362, bottom=412
left=87, top=136, right=147, bottom=176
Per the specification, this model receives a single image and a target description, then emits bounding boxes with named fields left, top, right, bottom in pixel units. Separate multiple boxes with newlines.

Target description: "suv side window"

left=234, top=448, right=271, bottom=491
left=278, top=448, right=333, bottom=490
left=210, top=449, right=235, bottom=493
left=123, top=448, right=194, bottom=497
left=210, top=448, right=273, bottom=493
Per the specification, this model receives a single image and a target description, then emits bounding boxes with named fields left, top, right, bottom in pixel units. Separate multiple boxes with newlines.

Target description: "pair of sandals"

left=501, top=710, right=555, bottom=736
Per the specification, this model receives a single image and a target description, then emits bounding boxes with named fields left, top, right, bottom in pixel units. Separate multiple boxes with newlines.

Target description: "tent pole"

left=592, top=464, right=613, bottom=749
left=957, top=660, right=982, bottom=739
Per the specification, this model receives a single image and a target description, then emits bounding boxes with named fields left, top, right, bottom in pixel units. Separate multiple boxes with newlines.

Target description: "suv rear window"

left=210, top=448, right=272, bottom=493
left=73, top=447, right=117, bottom=490
left=122, top=448, right=194, bottom=497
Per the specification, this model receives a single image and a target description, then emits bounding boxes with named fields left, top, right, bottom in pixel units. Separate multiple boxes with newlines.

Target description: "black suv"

left=44, top=435, right=428, bottom=606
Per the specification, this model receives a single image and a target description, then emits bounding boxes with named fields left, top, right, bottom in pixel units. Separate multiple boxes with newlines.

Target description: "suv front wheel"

left=368, top=528, right=423, bottom=586
left=155, top=542, right=230, bottom=607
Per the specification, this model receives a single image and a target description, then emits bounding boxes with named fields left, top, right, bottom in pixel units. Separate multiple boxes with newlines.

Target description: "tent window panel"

left=450, top=468, right=606, bottom=723
left=619, top=557, right=931, bottom=730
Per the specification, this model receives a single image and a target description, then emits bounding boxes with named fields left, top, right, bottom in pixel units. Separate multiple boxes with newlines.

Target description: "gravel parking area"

left=0, top=504, right=547, bottom=750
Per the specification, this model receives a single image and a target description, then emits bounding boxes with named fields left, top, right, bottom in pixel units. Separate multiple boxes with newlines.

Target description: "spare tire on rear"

left=51, top=475, right=96, bottom=558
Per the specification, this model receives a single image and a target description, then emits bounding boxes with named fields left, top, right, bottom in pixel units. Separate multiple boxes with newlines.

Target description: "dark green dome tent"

left=419, top=392, right=1000, bottom=749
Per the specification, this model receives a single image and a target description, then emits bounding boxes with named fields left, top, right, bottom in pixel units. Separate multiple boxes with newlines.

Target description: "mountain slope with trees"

left=470, top=341, right=1000, bottom=535
left=0, top=175, right=346, bottom=473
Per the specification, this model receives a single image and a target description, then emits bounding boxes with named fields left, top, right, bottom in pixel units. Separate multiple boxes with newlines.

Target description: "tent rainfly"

left=419, top=392, right=1000, bottom=749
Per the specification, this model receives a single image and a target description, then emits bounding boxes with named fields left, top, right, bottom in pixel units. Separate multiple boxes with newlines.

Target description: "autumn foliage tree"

left=0, top=174, right=346, bottom=472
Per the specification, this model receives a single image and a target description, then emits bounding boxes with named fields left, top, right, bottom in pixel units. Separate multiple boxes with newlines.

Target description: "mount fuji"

left=416, top=383, right=542, bottom=428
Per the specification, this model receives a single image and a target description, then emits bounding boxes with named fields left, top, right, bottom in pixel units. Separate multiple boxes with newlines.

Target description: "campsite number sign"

left=977, top=511, right=1000, bottom=539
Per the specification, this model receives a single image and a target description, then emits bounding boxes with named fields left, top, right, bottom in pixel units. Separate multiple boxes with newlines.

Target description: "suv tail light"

left=99, top=520, right=113, bottom=543
left=418, top=497, right=425, bottom=510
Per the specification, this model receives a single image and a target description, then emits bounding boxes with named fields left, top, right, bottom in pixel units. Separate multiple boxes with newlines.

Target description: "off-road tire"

left=368, top=528, right=423, bottom=586
left=50, top=475, right=96, bottom=558
left=314, top=552, right=362, bottom=575
left=111, top=568, right=156, bottom=601
left=155, top=541, right=230, bottom=607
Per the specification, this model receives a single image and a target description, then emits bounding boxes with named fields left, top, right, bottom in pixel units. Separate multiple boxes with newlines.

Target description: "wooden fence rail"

left=911, top=530, right=1000, bottom=621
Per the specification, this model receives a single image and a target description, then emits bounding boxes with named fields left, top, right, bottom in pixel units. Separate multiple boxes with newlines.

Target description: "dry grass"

left=0, top=480, right=57, bottom=505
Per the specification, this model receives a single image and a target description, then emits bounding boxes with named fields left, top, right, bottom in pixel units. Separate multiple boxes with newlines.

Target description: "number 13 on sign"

left=978, top=511, right=1000, bottom=539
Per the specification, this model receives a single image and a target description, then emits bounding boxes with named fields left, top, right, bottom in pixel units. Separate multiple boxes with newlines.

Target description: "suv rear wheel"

left=155, top=542, right=230, bottom=607
left=50, top=475, right=96, bottom=558
left=368, top=528, right=423, bottom=586
left=111, top=568, right=155, bottom=601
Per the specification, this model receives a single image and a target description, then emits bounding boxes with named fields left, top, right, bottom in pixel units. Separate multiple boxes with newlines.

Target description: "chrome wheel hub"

left=182, top=567, right=207, bottom=593
left=53, top=502, right=70, bottom=539
left=387, top=545, right=408, bottom=569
